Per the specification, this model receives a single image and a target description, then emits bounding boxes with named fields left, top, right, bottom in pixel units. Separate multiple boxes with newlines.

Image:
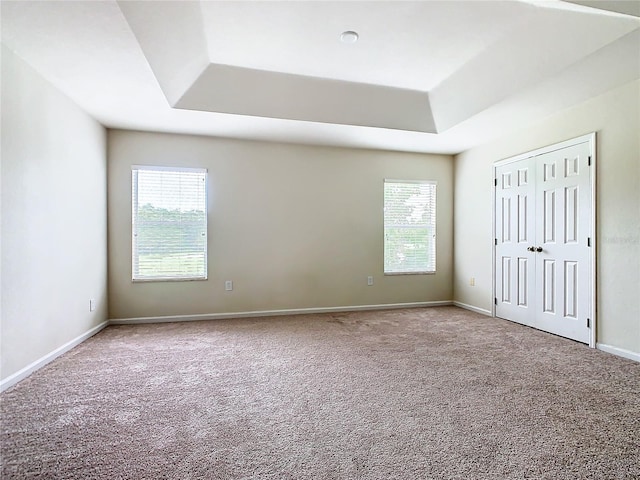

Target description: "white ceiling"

left=1, top=1, right=639, bottom=154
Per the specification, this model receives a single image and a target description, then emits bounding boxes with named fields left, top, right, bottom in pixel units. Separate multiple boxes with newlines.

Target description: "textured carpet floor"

left=1, top=306, right=639, bottom=479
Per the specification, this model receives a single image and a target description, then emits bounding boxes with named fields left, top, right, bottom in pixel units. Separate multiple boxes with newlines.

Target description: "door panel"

left=502, top=197, right=511, bottom=242
left=543, top=189, right=556, bottom=243
left=542, top=259, right=555, bottom=313
left=564, top=261, right=578, bottom=318
left=517, top=257, right=528, bottom=306
left=518, top=194, right=528, bottom=242
left=502, top=257, right=511, bottom=303
left=565, top=186, right=578, bottom=243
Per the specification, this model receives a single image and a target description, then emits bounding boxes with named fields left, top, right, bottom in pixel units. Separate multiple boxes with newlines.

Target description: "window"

left=132, top=166, right=207, bottom=281
left=383, top=180, right=436, bottom=274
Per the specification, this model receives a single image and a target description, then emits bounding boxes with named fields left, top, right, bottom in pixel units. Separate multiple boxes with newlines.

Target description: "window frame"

left=131, top=165, right=208, bottom=282
left=383, top=179, right=437, bottom=275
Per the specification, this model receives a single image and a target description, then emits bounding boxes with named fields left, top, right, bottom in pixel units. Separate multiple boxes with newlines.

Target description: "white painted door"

left=495, top=158, right=536, bottom=328
left=534, top=142, right=591, bottom=343
left=494, top=138, right=593, bottom=344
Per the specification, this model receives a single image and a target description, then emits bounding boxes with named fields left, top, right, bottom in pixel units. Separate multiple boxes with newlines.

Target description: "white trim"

left=453, top=301, right=492, bottom=316
left=596, top=343, right=640, bottom=363
left=491, top=163, right=497, bottom=318
left=0, top=321, right=109, bottom=392
left=384, top=271, right=436, bottom=276
left=494, top=133, right=594, bottom=167
left=588, top=132, right=597, bottom=348
left=131, top=165, right=207, bottom=173
left=384, top=179, right=437, bottom=185
left=109, top=301, right=454, bottom=325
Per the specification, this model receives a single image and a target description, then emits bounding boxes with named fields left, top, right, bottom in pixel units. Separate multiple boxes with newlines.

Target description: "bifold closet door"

left=495, top=140, right=592, bottom=344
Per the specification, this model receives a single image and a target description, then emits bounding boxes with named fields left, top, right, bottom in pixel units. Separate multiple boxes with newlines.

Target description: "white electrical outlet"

left=367, top=276, right=374, bottom=286
left=89, top=299, right=96, bottom=312
left=225, top=280, right=233, bottom=291
left=470, top=277, right=475, bottom=286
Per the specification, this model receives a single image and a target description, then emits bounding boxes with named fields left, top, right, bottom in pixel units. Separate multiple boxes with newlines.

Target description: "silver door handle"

left=527, top=246, right=535, bottom=252
left=536, top=246, right=543, bottom=252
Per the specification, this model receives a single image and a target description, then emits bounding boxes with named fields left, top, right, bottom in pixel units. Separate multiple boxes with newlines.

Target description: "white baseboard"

left=453, top=301, right=492, bottom=316
left=596, top=343, right=640, bottom=363
left=0, top=321, right=109, bottom=392
left=109, top=301, right=454, bottom=325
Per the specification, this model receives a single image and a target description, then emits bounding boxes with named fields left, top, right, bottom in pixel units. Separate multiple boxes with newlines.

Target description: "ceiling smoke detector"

left=340, top=31, right=359, bottom=44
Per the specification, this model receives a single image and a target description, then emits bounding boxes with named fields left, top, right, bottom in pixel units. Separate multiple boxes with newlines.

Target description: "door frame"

left=492, top=133, right=596, bottom=348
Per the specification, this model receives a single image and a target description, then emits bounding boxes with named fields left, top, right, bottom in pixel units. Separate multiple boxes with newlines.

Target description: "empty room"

left=1, top=0, right=639, bottom=478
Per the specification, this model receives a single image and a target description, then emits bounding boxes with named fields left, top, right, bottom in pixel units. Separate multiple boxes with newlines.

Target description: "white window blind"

left=132, top=166, right=207, bottom=281
left=384, top=180, right=436, bottom=274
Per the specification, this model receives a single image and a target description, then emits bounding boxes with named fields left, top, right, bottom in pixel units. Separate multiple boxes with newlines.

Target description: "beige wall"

left=108, top=131, right=453, bottom=319
left=454, top=79, right=640, bottom=354
left=1, top=46, right=108, bottom=381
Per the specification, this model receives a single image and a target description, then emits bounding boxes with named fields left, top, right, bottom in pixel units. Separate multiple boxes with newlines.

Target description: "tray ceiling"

left=2, top=0, right=639, bottom=153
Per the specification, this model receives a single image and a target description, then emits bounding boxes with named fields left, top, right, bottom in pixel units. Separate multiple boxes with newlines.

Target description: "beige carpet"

left=1, top=306, right=639, bottom=479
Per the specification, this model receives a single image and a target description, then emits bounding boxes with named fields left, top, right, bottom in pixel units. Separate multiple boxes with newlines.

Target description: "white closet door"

left=534, top=142, right=591, bottom=343
left=494, top=137, right=593, bottom=345
left=495, top=158, right=536, bottom=327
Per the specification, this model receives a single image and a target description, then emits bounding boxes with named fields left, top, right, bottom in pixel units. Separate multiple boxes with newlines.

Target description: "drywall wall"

left=0, top=46, right=108, bottom=382
left=108, top=131, right=453, bottom=319
left=454, top=79, right=640, bottom=355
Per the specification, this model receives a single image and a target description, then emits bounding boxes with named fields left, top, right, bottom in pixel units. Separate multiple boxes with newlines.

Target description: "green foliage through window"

left=384, top=180, right=436, bottom=274
left=132, top=166, right=207, bottom=281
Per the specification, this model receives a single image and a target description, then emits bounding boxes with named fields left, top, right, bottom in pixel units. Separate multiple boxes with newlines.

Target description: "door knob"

left=527, top=246, right=535, bottom=252
left=536, top=246, right=543, bottom=252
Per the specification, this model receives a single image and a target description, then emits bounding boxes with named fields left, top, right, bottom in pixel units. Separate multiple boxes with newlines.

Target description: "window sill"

left=132, top=276, right=208, bottom=283
left=384, top=271, right=436, bottom=276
